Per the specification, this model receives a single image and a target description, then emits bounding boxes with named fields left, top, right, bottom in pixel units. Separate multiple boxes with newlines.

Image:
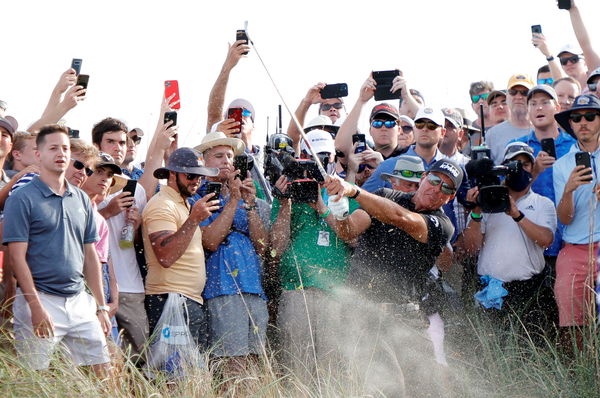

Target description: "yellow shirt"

left=142, top=185, right=206, bottom=303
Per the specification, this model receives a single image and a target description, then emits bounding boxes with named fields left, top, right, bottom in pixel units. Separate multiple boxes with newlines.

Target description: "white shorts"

left=13, top=289, right=110, bottom=370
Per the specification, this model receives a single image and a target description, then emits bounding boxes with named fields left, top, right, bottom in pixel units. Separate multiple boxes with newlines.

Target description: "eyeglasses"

left=401, top=125, right=413, bottom=133
left=471, top=93, right=489, bottom=103
left=588, top=83, right=598, bottom=92
left=569, top=112, right=600, bottom=123
left=129, top=135, right=142, bottom=145
left=560, top=55, right=580, bottom=65
left=537, top=78, right=554, bottom=86
left=414, top=120, right=440, bottom=130
left=426, top=173, right=456, bottom=195
left=508, top=88, right=529, bottom=97
left=371, top=120, right=397, bottom=129
left=393, top=169, right=423, bottom=179
left=321, top=103, right=343, bottom=111
left=71, top=159, right=94, bottom=177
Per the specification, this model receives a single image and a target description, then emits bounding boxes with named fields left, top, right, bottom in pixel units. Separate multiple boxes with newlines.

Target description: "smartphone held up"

left=236, top=30, right=249, bottom=55
left=164, top=80, right=181, bottom=110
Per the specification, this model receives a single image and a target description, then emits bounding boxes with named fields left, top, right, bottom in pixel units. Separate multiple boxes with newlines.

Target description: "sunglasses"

left=508, top=88, right=529, bottom=97
left=129, top=135, right=142, bottom=145
left=560, top=55, right=580, bottom=65
left=427, top=173, right=456, bottom=195
left=471, top=92, right=489, bottom=103
left=588, top=82, right=598, bottom=92
left=183, top=173, right=202, bottom=180
left=401, top=125, right=413, bottom=133
left=71, top=159, right=94, bottom=177
left=371, top=120, right=397, bottom=129
left=321, top=103, right=344, bottom=111
left=569, top=112, right=600, bottom=123
left=358, top=164, right=375, bottom=173
left=414, top=120, right=440, bottom=130
left=537, top=78, right=554, bottom=86
left=241, top=109, right=252, bottom=118
left=393, top=169, right=423, bottom=179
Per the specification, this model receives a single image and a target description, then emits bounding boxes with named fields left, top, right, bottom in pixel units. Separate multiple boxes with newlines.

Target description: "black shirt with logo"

left=348, top=189, right=454, bottom=311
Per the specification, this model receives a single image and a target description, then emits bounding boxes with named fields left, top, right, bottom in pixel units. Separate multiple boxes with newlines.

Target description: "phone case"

left=321, top=83, right=348, bottom=99
left=164, top=112, right=177, bottom=127
left=373, top=70, right=401, bottom=101
left=228, top=108, right=243, bottom=125
left=236, top=30, right=249, bottom=55
left=164, top=80, right=181, bottom=110
left=76, top=74, right=89, bottom=90
left=541, top=139, right=556, bottom=158
left=71, top=58, right=82, bottom=75
left=575, top=152, right=593, bottom=179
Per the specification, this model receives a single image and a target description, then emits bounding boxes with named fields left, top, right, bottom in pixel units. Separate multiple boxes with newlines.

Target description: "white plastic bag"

left=145, top=293, right=203, bottom=377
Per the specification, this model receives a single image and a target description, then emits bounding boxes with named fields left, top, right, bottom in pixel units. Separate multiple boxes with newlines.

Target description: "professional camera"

left=264, top=134, right=324, bottom=203
left=465, top=155, right=522, bottom=213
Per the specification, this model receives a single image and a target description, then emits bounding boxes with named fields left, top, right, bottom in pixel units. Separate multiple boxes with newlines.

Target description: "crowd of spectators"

left=0, top=1, right=599, bottom=395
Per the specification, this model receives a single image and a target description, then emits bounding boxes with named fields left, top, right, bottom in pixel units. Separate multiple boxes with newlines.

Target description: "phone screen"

left=352, top=133, right=367, bottom=153
left=164, top=80, right=181, bottom=110
left=234, top=154, right=249, bottom=180
left=531, top=25, right=542, bottom=35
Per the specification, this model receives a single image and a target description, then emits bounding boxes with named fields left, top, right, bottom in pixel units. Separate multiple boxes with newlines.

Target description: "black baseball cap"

left=96, top=152, right=122, bottom=175
left=429, top=159, right=464, bottom=190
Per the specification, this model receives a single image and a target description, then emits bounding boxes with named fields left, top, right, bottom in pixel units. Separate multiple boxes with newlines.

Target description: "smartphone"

left=228, top=108, right=243, bottom=127
left=234, top=153, right=250, bottom=181
left=206, top=182, right=222, bottom=199
left=76, top=74, right=89, bottom=90
left=164, top=111, right=177, bottom=127
left=352, top=133, right=367, bottom=153
left=236, top=30, right=249, bottom=55
left=558, top=0, right=571, bottom=10
left=320, top=83, right=348, bottom=99
left=122, top=179, right=137, bottom=207
left=68, top=128, right=80, bottom=139
left=373, top=70, right=401, bottom=101
left=540, top=138, right=556, bottom=158
left=575, top=151, right=593, bottom=181
left=164, top=80, right=181, bottom=110
left=531, top=25, right=542, bottom=35
left=71, top=58, right=82, bottom=75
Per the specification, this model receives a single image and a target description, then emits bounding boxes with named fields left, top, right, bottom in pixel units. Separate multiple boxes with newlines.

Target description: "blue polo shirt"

left=553, top=143, right=600, bottom=244
left=511, top=129, right=576, bottom=256
left=3, top=176, right=98, bottom=297
left=361, top=145, right=445, bottom=193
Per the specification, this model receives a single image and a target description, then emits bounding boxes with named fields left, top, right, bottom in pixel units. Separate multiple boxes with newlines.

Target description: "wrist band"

left=319, top=208, right=331, bottom=218
left=470, top=211, right=482, bottom=222
left=512, top=211, right=525, bottom=223
left=349, top=187, right=361, bottom=199
left=97, top=305, right=110, bottom=313
left=546, top=56, right=555, bottom=61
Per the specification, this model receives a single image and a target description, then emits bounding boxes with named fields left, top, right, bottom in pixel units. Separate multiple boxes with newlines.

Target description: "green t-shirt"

left=271, top=190, right=359, bottom=292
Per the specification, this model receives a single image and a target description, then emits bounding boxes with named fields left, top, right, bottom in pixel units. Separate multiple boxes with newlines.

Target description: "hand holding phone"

left=352, top=133, right=367, bottom=154
left=540, top=138, right=556, bottom=158
left=575, top=151, right=593, bottom=181
left=76, top=74, right=89, bottom=90
left=236, top=30, right=249, bottom=55
left=206, top=182, right=222, bottom=199
left=321, top=83, right=349, bottom=99
left=373, top=70, right=401, bottom=101
left=164, top=111, right=177, bottom=127
left=228, top=108, right=243, bottom=128
left=122, top=180, right=138, bottom=207
left=557, top=0, right=571, bottom=10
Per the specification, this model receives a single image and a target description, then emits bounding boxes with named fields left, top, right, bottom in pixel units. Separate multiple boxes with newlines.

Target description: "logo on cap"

left=439, top=162, right=460, bottom=177
left=424, top=108, right=433, bottom=114
left=516, top=75, right=526, bottom=80
left=577, top=96, right=590, bottom=105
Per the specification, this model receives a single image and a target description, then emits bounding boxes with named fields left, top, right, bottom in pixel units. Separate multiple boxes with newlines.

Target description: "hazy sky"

left=3, top=0, right=600, bottom=156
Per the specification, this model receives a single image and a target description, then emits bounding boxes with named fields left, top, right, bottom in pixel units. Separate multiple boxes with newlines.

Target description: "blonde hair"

left=70, top=138, right=100, bottom=164
left=8, top=131, right=37, bottom=164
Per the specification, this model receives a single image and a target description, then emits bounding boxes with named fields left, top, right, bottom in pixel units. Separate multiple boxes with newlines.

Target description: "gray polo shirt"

left=3, top=176, right=98, bottom=297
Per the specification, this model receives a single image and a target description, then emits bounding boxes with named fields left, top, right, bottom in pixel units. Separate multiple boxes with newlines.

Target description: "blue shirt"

left=361, top=145, right=445, bottom=193
left=511, top=129, right=576, bottom=256
left=553, top=143, right=600, bottom=244
left=122, top=166, right=144, bottom=180
left=3, top=176, right=98, bottom=297
left=190, top=184, right=266, bottom=300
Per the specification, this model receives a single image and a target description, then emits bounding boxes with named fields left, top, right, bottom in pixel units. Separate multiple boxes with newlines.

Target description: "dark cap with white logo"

left=429, top=159, right=464, bottom=190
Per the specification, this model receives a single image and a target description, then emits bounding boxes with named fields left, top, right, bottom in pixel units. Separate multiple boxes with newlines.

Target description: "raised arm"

left=335, top=75, right=375, bottom=156
left=532, top=33, right=567, bottom=81
left=391, top=75, right=420, bottom=118
left=206, top=40, right=251, bottom=132
left=28, top=69, right=84, bottom=133
left=286, top=83, right=326, bottom=152
left=568, top=1, right=600, bottom=71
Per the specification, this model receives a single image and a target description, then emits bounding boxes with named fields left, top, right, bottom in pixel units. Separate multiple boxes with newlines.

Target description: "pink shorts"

left=554, top=243, right=599, bottom=327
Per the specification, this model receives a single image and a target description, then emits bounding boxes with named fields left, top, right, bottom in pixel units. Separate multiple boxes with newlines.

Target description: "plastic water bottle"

left=119, top=221, right=134, bottom=249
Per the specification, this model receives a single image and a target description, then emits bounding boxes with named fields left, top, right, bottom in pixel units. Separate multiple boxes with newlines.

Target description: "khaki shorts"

left=13, top=289, right=110, bottom=370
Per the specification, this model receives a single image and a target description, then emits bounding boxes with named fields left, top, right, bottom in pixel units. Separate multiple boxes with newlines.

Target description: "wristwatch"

left=546, top=56, right=555, bottom=61
left=349, top=187, right=361, bottom=199
left=512, top=211, right=525, bottom=223
left=97, top=305, right=110, bottom=313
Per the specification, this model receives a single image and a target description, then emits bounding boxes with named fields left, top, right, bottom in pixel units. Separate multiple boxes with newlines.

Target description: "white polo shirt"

left=99, top=184, right=147, bottom=293
left=476, top=190, right=557, bottom=282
